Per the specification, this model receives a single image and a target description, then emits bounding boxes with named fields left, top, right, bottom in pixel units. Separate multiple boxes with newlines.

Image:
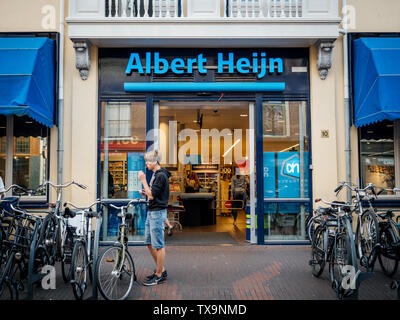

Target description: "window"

left=262, top=101, right=309, bottom=241
left=0, top=115, right=49, bottom=198
left=359, top=120, right=398, bottom=193
left=16, top=137, right=30, bottom=154
left=100, top=101, right=147, bottom=242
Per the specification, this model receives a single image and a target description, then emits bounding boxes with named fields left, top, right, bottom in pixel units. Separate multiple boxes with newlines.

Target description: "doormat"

left=165, top=232, right=238, bottom=246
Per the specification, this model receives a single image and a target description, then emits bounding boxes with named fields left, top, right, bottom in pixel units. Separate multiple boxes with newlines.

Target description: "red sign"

left=100, top=141, right=146, bottom=151
left=225, top=201, right=232, bottom=208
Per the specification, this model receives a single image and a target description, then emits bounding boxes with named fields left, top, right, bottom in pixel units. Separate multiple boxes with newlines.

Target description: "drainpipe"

left=58, top=0, right=65, bottom=188
left=341, top=0, right=352, bottom=202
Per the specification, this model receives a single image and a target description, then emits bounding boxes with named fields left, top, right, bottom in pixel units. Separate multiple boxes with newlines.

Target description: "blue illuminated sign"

left=125, top=52, right=284, bottom=79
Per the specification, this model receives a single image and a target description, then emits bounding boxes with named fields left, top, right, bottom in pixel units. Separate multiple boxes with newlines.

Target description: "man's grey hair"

left=144, top=149, right=162, bottom=163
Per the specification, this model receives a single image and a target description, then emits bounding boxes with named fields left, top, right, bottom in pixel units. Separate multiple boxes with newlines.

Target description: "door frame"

left=153, top=97, right=258, bottom=243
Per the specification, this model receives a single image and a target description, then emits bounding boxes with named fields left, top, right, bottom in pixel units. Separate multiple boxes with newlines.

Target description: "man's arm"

left=138, top=171, right=153, bottom=200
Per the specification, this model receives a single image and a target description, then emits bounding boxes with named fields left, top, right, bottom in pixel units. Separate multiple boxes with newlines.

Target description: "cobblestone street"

left=23, top=244, right=399, bottom=301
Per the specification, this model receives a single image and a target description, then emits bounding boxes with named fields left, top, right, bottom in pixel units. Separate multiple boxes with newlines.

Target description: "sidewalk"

left=24, top=244, right=398, bottom=300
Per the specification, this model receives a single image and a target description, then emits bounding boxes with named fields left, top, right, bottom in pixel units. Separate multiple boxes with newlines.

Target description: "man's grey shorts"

left=144, top=209, right=167, bottom=249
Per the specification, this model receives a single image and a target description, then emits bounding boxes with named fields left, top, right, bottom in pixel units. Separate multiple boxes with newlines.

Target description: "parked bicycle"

left=370, top=187, right=400, bottom=277
left=36, top=180, right=87, bottom=282
left=0, top=185, right=42, bottom=300
left=309, top=204, right=338, bottom=278
left=333, top=182, right=381, bottom=269
left=63, top=200, right=102, bottom=300
left=96, top=199, right=147, bottom=300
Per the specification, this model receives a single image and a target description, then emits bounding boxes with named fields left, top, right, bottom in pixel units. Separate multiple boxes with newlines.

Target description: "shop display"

left=109, top=160, right=127, bottom=186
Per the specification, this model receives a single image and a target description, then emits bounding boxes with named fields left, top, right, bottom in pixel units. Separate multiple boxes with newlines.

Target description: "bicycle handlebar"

left=37, top=180, right=87, bottom=191
left=64, top=199, right=148, bottom=212
left=334, top=182, right=381, bottom=201
left=315, top=197, right=355, bottom=209
left=105, top=199, right=148, bottom=211
left=3, top=184, right=34, bottom=195
left=63, top=200, right=102, bottom=211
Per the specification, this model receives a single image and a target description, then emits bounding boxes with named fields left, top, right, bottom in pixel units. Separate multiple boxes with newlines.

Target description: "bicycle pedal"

left=308, top=260, right=318, bottom=266
left=360, top=256, right=369, bottom=268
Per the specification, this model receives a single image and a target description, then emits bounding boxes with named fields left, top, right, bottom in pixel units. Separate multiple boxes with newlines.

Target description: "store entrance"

left=157, top=101, right=253, bottom=245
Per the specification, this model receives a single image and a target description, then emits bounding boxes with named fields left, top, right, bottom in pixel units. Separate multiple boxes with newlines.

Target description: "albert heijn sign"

left=125, top=51, right=284, bottom=79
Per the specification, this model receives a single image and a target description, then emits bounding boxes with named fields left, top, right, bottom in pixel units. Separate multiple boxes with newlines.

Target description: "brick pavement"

left=3, top=244, right=399, bottom=300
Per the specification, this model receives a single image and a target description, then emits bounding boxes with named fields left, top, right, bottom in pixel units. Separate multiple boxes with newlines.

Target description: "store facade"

left=97, top=47, right=311, bottom=244
left=63, top=0, right=346, bottom=245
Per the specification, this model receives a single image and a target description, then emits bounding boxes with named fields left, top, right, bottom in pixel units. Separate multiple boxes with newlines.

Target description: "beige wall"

left=62, top=32, right=98, bottom=206
left=0, top=0, right=60, bottom=32
left=347, top=0, right=400, bottom=32
left=311, top=0, right=400, bottom=203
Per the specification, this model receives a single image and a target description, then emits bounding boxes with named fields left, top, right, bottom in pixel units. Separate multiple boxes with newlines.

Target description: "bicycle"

left=0, top=187, right=42, bottom=300
left=63, top=200, right=102, bottom=300
left=309, top=203, right=341, bottom=278
left=36, top=180, right=87, bottom=282
left=315, top=197, right=359, bottom=299
left=372, top=187, right=400, bottom=277
left=333, top=182, right=381, bottom=269
left=96, top=199, right=147, bottom=300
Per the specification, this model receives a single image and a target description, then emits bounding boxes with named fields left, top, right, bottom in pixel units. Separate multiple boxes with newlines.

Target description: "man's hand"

left=138, top=171, right=146, bottom=182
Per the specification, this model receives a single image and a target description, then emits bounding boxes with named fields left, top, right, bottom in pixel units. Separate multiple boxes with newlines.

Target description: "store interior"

left=158, top=101, right=251, bottom=244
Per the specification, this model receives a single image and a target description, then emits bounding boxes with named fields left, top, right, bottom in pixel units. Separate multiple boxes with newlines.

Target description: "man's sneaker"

left=168, top=226, right=173, bottom=236
left=146, top=270, right=167, bottom=281
left=143, top=274, right=166, bottom=286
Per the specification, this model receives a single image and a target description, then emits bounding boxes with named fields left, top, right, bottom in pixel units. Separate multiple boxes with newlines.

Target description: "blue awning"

left=0, top=37, right=55, bottom=128
left=353, top=37, right=400, bottom=127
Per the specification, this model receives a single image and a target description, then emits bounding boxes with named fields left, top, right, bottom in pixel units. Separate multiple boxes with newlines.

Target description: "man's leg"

left=154, top=247, right=165, bottom=278
left=147, top=244, right=157, bottom=264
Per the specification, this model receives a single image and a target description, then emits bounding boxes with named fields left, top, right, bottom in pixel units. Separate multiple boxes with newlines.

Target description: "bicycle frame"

left=37, top=181, right=87, bottom=264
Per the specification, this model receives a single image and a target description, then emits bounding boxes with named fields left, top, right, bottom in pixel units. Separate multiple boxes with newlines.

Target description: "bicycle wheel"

left=61, top=227, right=75, bottom=283
left=378, top=226, right=399, bottom=277
left=356, top=210, right=380, bottom=265
left=32, top=246, right=49, bottom=280
left=38, top=214, right=57, bottom=265
left=0, top=228, right=4, bottom=275
left=97, top=246, right=135, bottom=300
left=0, top=278, right=13, bottom=300
left=71, top=240, right=88, bottom=300
left=329, top=233, right=353, bottom=295
left=310, top=226, right=326, bottom=277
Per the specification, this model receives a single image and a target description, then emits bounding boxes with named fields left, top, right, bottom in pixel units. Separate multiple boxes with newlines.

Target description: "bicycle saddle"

left=378, top=210, right=394, bottom=219
left=63, top=207, right=77, bottom=219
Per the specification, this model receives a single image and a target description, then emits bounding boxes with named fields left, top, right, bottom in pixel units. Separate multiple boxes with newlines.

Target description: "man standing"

left=138, top=150, right=171, bottom=286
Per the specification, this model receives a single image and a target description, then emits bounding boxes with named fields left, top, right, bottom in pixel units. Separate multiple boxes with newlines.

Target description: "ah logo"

left=281, top=155, right=300, bottom=178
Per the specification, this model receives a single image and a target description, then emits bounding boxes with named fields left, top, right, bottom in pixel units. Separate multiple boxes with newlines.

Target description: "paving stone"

left=2, top=245, right=398, bottom=300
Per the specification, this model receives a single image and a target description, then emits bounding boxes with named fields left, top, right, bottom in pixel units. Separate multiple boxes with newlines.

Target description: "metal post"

left=299, top=101, right=306, bottom=239
left=87, top=213, right=102, bottom=300
left=5, top=116, right=13, bottom=195
left=343, top=0, right=352, bottom=202
left=249, top=102, right=256, bottom=244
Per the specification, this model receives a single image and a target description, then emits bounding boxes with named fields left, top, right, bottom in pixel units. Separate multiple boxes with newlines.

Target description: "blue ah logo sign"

left=281, top=155, right=300, bottom=179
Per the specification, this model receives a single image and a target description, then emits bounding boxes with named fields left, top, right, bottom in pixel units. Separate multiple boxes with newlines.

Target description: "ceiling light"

left=240, top=114, right=248, bottom=117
